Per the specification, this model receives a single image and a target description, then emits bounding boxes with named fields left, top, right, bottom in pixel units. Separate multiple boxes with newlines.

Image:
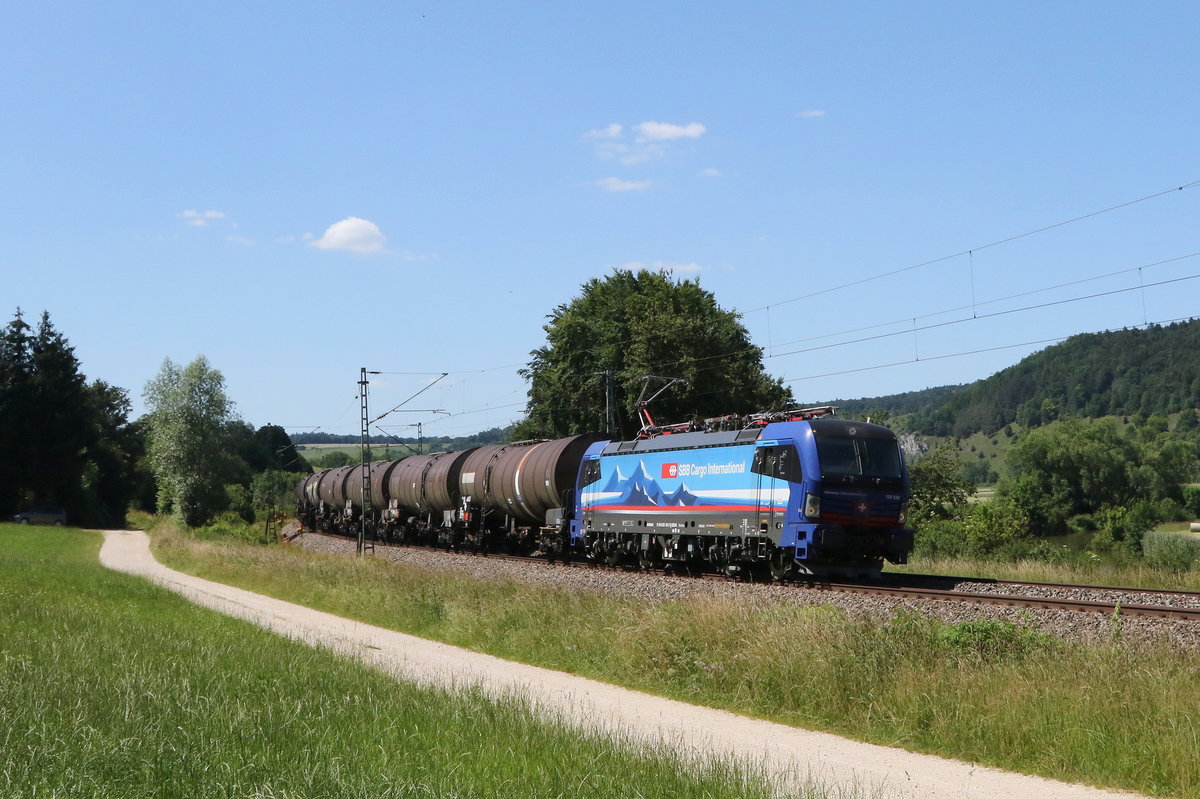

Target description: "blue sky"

left=4, top=2, right=1198, bottom=438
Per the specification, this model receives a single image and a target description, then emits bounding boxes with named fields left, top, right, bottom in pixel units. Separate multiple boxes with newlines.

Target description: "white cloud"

left=309, top=217, right=387, bottom=253
left=226, top=235, right=254, bottom=246
left=582, top=123, right=623, bottom=140
left=596, top=177, right=651, bottom=192
left=796, top=109, right=827, bottom=119
left=697, top=167, right=722, bottom=178
left=635, top=121, right=706, bottom=142
left=583, top=120, right=706, bottom=165
left=179, top=209, right=226, bottom=227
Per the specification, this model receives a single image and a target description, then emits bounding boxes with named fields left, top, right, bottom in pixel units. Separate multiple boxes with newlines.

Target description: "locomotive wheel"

left=637, top=548, right=662, bottom=571
left=769, top=553, right=795, bottom=581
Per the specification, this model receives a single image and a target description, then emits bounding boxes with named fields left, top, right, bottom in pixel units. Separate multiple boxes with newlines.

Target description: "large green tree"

left=143, top=356, right=238, bottom=527
left=514, top=269, right=791, bottom=439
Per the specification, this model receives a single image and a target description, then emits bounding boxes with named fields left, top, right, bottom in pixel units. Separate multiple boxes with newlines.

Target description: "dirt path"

left=99, top=530, right=1142, bottom=799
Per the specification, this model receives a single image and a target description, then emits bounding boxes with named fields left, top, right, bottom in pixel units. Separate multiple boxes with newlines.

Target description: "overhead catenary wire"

left=744, top=178, right=1200, bottom=314
left=777, top=313, right=1200, bottom=387
left=371, top=178, right=1200, bottom=385
left=309, top=179, right=1199, bottom=432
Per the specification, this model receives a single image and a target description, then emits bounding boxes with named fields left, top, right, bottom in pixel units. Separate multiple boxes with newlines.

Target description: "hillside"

left=825, top=320, right=1200, bottom=437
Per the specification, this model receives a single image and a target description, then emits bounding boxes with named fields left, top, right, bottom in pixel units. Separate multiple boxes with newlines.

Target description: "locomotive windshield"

left=815, top=435, right=903, bottom=483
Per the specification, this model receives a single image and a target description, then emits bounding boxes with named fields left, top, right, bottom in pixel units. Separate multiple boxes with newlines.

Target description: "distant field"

left=0, top=525, right=789, bottom=799
left=294, top=443, right=364, bottom=452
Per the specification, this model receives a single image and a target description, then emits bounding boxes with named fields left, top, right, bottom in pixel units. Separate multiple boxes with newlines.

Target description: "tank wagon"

left=296, top=408, right=915, bottom=577
left=297, top=434, right=605, bottom=552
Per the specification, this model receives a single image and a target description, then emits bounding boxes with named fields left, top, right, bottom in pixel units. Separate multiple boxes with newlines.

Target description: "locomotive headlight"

left=898, top=502, right=908, bottom=524
left=804, top=492, right=821, bottom=519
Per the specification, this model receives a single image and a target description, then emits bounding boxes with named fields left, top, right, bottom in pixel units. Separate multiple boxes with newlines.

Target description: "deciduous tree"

left=143, top=356, right=238, bottom=527
left=514, top=269, right=790, bottom=439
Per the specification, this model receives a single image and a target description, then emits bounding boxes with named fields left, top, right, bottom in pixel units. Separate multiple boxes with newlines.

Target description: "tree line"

left=0, top=309, right=310, bottom=529
left=0, top=310, right=145, bottom=526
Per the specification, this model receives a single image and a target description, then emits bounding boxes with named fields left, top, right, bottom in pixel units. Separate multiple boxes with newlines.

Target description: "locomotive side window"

left=752, top=445, right=801, bottom=482
left=580, top=458, right=602, bottom=487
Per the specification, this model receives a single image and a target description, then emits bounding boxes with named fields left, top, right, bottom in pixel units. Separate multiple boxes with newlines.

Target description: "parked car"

left=11, top=507, right=67, bottom=526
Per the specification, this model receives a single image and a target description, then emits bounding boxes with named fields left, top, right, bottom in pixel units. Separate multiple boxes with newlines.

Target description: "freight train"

left=295, top=407, right=915, bottom=578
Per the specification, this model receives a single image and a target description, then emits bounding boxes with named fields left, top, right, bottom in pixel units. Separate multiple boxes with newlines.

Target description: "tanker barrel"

left=422, top=448, right=477, bottom=511
left=457, top=445, right=508, bottom=510
left=317, top=466, right=355, bottom=506
left=460, top=435, right=606, bottom=525
left=368, top=460, right=400, bottom=507
left=388, top=451, right=476, bottom=516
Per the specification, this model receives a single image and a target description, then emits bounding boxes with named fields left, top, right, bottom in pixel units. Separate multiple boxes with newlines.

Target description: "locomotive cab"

left=787, top=418, right=914, bottom=572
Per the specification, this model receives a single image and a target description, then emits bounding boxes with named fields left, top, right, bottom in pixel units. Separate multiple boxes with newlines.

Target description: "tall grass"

left=0, top=524, right=803, bottom=799
left=151, top=529, right=1200, bottom=798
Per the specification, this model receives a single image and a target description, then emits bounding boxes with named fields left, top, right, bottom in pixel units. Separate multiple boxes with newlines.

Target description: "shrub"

left=1091, top=500, right=1162, bottom=553
left=936, top=619, right=1053, bottom=662
left=1183, top=485, right=1200, bottom=519
left=223, top=483, right=255, bottom=523
left=913, top=499, right=1035, bottom=561
left=195, top=511, right=274, bottom=545
left=912, top=518, right=964, bottom=559
left=960, top=499, right=1034, bottom=560
left=1142, top=531, right=1200, bottom=573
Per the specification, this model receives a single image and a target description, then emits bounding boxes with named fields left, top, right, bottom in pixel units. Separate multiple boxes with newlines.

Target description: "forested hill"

left=834, top=320, right=1200, bottom=437
left=822, top=384, right=967, bottom=420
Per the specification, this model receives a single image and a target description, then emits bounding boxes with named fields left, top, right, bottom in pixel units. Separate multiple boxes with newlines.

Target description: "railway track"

left=798, top=578, right=1200, bottom=621
left=305, top=531, right=1200, bottom=622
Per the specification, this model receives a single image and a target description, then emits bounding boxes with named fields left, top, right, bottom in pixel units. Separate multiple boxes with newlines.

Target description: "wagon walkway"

left=99, top=530, right=1141, bottom=799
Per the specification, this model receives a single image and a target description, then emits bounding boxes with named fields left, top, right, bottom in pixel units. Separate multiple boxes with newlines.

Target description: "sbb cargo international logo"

left=662, top=463, right=679, bottom=479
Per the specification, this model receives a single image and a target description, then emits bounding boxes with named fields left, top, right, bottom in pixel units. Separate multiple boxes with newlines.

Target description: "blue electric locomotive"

left=574, top=410, right=913, bottom=577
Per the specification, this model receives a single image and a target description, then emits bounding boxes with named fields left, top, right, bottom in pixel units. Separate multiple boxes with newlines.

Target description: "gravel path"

left=98, top=530, right=1145, bottom=799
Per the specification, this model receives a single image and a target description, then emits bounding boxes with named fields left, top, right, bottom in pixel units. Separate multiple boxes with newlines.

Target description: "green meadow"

left=0, top=525, right=803, bottom=799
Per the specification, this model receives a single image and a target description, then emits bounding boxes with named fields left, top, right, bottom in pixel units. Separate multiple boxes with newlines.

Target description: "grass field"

left=0, top=524, right=806, bottom=799
left=894, top=551, right=1200, bottom=591
left=152, top=527, right=1200, bottom=799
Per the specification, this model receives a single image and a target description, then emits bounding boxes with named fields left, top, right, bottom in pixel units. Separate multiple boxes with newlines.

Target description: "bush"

left=913, top=499, right=1035, bottom=561
left=195, top=511, right=275, bottom=545
left=223, top=483, right=255, bottom=523
left=936, top=619, right=1053, bottom=662
left=960, top=499, right=1034, bottom=560
left=1183, top=485, right=1200, bottom=518
left=1091, top=499, right=1177, bottom=554
left=1142, top=531, right=1200, bottom=573
left=912, top=518, right=964, bottom=559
